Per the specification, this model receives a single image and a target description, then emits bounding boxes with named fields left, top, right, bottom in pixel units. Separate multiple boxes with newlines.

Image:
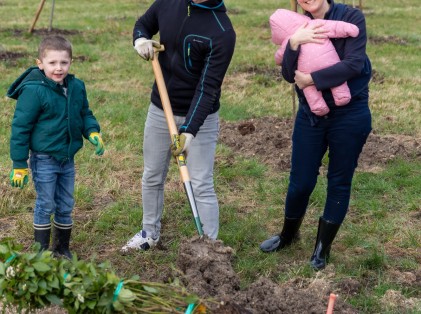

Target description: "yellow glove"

left=10, top=168, right=29, bottom=189
left=88, top=132, right=105, bottom=156
left=171, top=133, right=194, bottom=157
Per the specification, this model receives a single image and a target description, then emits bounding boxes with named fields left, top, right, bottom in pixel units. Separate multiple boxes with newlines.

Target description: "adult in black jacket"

left=260, top=0, right=372, bottom=270
left=122, top=0, right=235, bottom=253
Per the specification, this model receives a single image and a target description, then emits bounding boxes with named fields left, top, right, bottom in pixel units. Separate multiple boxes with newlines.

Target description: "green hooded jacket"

left=8, top=67, right=100, bottom=168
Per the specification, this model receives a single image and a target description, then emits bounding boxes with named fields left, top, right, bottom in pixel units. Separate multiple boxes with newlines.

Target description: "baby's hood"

left=270, top=9, right=309, bottom=45
left=7, top=66, right=47, bottom=100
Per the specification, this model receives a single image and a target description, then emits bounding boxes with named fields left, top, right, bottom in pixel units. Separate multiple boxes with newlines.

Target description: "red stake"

left=326, top=293, right=337, bottom=314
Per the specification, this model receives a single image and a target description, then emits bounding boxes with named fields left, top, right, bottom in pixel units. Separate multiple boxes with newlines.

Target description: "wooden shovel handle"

left=149, top=46, right=204, bottom=236
left=150, top=46, right=191, bottom=179
left=150, top=45, right=178, bottom=137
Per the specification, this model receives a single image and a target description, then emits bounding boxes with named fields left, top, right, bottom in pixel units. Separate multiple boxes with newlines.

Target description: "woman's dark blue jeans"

left=285, top=103, right=372, bottom=224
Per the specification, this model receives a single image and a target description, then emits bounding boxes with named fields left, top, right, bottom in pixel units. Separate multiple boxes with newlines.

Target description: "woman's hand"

left=289, top=22, right=328, bottom=50
left=294, top=70, right=314, bottom=89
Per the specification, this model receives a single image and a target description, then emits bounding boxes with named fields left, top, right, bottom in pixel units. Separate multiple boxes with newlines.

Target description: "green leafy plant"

left=0, top=239, right=202, bottom=313
left=0, top=240, right=62, bottom=312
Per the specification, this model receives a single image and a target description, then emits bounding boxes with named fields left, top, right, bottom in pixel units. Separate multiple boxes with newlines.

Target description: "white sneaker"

left=120, top=230, right=159, bottom=253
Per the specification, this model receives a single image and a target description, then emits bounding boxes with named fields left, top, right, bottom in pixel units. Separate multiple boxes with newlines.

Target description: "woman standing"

left=260, top=0, right=372, bottom=270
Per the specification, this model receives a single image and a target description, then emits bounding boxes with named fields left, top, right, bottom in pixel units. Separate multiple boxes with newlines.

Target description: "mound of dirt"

left=195, top=117, right=421, bottom=312
left=219, top=117, right=421, bottom=173
left=177, top=237, right=358, bottom=313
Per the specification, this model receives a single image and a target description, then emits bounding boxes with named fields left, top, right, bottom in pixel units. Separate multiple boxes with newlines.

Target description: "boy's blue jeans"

left=30, top=153, right=75, bottom=226
left=285, top=103, right=372, bottom=224
left=141, top=104, right=220, bottom=240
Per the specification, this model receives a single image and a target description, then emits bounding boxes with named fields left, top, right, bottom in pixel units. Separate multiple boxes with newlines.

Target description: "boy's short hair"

left=38, top=35, right=73, bottom=59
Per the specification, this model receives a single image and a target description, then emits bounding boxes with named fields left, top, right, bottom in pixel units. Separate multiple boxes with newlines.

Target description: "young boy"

left=8, top=35, right=104, bottom=259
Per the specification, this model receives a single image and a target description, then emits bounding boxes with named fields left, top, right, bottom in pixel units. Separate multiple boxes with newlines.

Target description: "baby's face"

left=36, top=50, right=72, bottom=85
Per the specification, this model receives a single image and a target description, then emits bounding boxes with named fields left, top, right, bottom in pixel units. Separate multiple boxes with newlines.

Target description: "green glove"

left=10, top=168, right=29, bottom=189
left=88, top=132, right=105, bottom=156
left=171, top=133, right=194, bottom=157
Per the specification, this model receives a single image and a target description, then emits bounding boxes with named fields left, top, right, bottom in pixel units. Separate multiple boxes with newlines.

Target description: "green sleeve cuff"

left=85, top=128, right=100, bottom=139
left=12, top=160, right=28, bottom=169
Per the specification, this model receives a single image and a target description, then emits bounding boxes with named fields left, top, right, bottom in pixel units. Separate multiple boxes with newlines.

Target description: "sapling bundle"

left=0, top=239, right=203, bottom=313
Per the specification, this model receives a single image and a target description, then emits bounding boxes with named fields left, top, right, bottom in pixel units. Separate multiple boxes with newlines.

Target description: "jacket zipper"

left=188, top=43, right=192, bottom=67
left=66, top=83, right=71, bottom=160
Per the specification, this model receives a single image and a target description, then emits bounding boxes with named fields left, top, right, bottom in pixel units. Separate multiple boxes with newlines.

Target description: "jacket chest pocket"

left=183, top=35, right=212, bottom=77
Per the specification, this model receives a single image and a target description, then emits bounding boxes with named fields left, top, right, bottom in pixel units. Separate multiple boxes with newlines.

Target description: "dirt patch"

left=380, top=290, right=421, bottom=312
left=174, top=238, right=421, bottom=313
left=219, top=117, right=421, bottom=173
left=0, top=51, right=29, bottom=66
left=0, top=48, right=88, bottom=65
left=177, top=237, right=358, bottom=313
left=369, top=35, right=408, bottom=46
left=0, top=305, right=65, bottom=314
left=12, top=28, right=81, bottom=36
left=0, top=217, right=17, bottom=237
left=0, top=51, right=28, bottom=61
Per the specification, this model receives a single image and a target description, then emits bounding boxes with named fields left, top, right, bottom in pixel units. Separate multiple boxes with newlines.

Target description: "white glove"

left=134, top=38, right=161, bottom=61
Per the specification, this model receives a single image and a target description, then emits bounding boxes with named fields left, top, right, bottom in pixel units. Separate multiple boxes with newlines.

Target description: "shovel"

left=150, top=45, right=204, bottom=237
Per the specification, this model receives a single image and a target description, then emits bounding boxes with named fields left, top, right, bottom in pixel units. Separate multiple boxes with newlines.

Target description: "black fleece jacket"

left=133, top=0, right=236, bottom=136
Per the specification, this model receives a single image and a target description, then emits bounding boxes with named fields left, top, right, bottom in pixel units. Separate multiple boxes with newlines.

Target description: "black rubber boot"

left=310, top=217, right=341, bottom=271
left=34, top=225, right=51, bottom=251
left=52, top=222, right=73, bottom=259
left=259, top=216, right=304, bottom=253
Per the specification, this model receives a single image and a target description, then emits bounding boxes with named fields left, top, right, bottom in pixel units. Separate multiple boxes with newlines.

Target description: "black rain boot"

left=260, top=216, right=304, bottom=253
left=34, top=224, right=51, bottom=251
left=310, top=217, right=341, bottom=271
left=52, top=221, right=73, bottom=259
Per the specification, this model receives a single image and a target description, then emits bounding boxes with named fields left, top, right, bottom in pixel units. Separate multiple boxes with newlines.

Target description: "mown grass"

left=1, top=0, right=420, bottom=313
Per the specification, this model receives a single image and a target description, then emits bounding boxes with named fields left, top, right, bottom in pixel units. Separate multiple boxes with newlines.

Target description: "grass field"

left=1, top=0, right=420, bottom=313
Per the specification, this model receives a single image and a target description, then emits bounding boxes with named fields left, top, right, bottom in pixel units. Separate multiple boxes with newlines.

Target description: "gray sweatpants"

left=141, top=103, right=220, bottom=240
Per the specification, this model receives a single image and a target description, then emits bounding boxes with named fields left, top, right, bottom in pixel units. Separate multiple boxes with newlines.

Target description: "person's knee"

left=192, top=182, right=215, bottom=199
left=36, top=206, right=54, bottom=219
left=288, top=181, right=315, bottom=199
left=37, top=199, right=55, bottom=213
left=327, top=180, right=351, bottom=198
left=142, top=175, right=166, bottom=189
left=55, top=205, right=72, bottom=221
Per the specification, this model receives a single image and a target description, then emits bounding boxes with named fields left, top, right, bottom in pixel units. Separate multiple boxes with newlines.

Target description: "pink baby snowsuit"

left=270, top=9, right=359, bottom=116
